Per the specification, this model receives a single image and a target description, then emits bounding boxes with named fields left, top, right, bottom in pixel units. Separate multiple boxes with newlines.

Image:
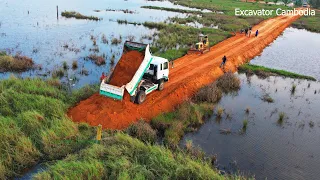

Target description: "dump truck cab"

left=133, top=57, right=169, bottom=104
left=145, top=57, right=169, bottom=82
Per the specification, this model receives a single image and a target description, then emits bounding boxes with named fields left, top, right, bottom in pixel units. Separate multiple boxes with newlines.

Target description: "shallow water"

left=251, top=27, right=320, bottom=81
left=15, top=164, right=46, bottom=180
left=0, top=0, right=194, bottom=88
left=182, top=73, right=320, bottom=179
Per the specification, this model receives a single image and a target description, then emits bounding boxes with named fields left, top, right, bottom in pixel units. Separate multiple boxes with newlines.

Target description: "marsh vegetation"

left=0, top=52, right=34, bottom=72
left=238, top=64, right=316, bottom=81
left=61, top=11, right=100, bottom=21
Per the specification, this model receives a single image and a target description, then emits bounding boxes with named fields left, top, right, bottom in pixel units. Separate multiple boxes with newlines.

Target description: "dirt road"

left=68, top=14, right=300, bottom=129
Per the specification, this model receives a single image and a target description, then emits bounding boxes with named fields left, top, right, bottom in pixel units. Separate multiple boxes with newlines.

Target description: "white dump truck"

left=100, top=41, right=169, bottom=104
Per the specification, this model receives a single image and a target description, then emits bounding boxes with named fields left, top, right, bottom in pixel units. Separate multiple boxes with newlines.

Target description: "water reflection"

left=182, top=73, right=320, bottom=179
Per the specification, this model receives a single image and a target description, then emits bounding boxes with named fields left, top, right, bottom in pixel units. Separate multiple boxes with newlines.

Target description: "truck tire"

left=158, top=80, right=164, bottom=91
left=136, top=90, right=146, bottom=104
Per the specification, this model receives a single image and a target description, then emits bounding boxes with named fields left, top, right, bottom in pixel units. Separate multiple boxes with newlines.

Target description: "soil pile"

left=109, top=51, right=144, bottom=86
left=68, top=14, right=301, bottom=130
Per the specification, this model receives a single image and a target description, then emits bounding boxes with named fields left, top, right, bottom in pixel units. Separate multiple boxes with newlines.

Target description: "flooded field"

left=182, top=73, right=320, bottom=179
left=251, top=27, right=320, bottom=81
left=0, top=0, right=196, bottom=88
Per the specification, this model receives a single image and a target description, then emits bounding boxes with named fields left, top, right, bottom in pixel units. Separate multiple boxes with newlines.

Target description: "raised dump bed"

left=100, top=41, right=169, bottom=104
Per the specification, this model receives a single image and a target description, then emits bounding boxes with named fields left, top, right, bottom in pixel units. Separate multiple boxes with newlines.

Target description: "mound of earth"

left=109, top=50, right=144, bottom=86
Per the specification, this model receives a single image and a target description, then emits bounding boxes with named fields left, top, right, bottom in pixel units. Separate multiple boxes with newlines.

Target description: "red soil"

left=68, top=14, right=300, bottom=130
left=109, top=50, right=144, bottom=86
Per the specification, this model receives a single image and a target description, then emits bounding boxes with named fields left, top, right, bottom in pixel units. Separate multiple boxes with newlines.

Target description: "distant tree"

left=309, top=0, right=320, bottom=8
left=295, top=0, right=302, bottom=6
left=255, top=0, right=259, bottom=3
left=282, top=0, right=291, bottom=5
left=273, top=0, right=278, bottom=4
left=265, top=0, right=269, bottom=4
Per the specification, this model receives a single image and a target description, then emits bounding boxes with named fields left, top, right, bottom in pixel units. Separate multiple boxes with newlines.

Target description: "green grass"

left=243, top=119, right=248, bottom=130
left=1, top=77, right=237, bottom=179
left=151, top=101, right=213, bottom=148
left=172, top=0, right=289, bottom=16
left=143, top=22, right=231, bottom=50
left=291, top=84, right=297, bottom=94
left=238, top=64, right=317, bottom=81
left=141, top=5, right=203, bottom=14
left=216, top=72, right=241, bottom=93
left=278, top=112, right=286, bottom=124
left=150, top=73, right=242, bottom=148
left=153, top=48, right=188, bottom=61
left=34, top=133, right=225, bottom=179
left=61, top=11, right=100, bottom=21
left=292, top=12, right=320, bottom=33
left=262, top=94, right=274, bottom=103
left=126, top=120, right=157, bottom=144
left=0, top=77, right=96, bottom=178
left=141, top=22, right=231, bottom=61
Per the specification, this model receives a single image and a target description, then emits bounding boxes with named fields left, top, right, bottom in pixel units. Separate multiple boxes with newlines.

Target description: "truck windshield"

left=163, top=62, right=168, bottom=70
left=149, top=64, right=154, bottom=70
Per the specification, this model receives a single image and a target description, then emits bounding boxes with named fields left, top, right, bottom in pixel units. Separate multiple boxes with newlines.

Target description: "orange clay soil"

left=109, top=50, right=144, bottom=86
left=68, top=14, right=300, bottom=129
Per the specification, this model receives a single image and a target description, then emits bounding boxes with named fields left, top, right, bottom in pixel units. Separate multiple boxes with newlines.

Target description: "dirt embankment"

left=68, top=14, right=300, bottom=130
left=109, top=50, right=144, bottom=86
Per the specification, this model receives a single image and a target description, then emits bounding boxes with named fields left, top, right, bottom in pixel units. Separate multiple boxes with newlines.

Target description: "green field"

left=0, top=77, right=98, bottom=178
left=138, top=0, right=291, bottom=59
left=0, top=77, right=243, bottom=179
left=34, top=133, right=229, bottom=179
left=292, top=12, right=320, bottom=33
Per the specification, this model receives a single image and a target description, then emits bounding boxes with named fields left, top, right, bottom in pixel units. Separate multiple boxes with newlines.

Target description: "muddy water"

left=182, top=74, right=320, bottom=179
left=0, top=0, right=195, bottom=88
left=251, top=27, right=320, bottom=80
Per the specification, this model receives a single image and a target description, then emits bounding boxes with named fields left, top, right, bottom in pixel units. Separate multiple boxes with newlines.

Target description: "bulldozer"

left=187, top=34, right=210, bottom=54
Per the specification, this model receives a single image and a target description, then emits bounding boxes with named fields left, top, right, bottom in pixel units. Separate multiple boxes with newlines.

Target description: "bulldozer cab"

left=187, top=34, right=210, bottom=54
left=198, top=34, right=209, bottom=47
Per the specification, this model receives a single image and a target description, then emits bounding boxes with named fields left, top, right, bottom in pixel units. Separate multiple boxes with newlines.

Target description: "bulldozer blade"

left=187, top=50, right=201, bottom=55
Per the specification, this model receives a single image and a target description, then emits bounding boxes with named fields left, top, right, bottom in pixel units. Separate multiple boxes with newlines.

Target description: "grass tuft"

left=262, top=94, right=274, bottom=103
left=72, top=60, right=78, bottom=69
left=61, top=11, right=100, bottom=21
left=238, top=64, right=316, bottom=81
left=194, top=82, right=222, bottom=103
left=243, top=119, right=248, bottom=130
left=245, top=107, right=250, bottom=114
left=278, top=112, right=286, bottom=125
left=0, top=52, right=34, bottom=72
left=216, top=106, right=224, bottom=118
left=126, top=120, right=157, bottom=144
left=0, top=78, right=97, bottom=178
left=291, top=84, right=297, bottom=94
left=216, top=72, right=241, bottom=93
left=151, top=101, right=212, bottom=148
left=87, top=54, right=106, bottom=66
left=52, top=68, right=65, bottom=79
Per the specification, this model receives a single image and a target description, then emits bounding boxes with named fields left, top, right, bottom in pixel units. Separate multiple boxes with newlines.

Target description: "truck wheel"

left=136, top=90, right=146, bottom=104
left=158, top=80, right=164, bottom=91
